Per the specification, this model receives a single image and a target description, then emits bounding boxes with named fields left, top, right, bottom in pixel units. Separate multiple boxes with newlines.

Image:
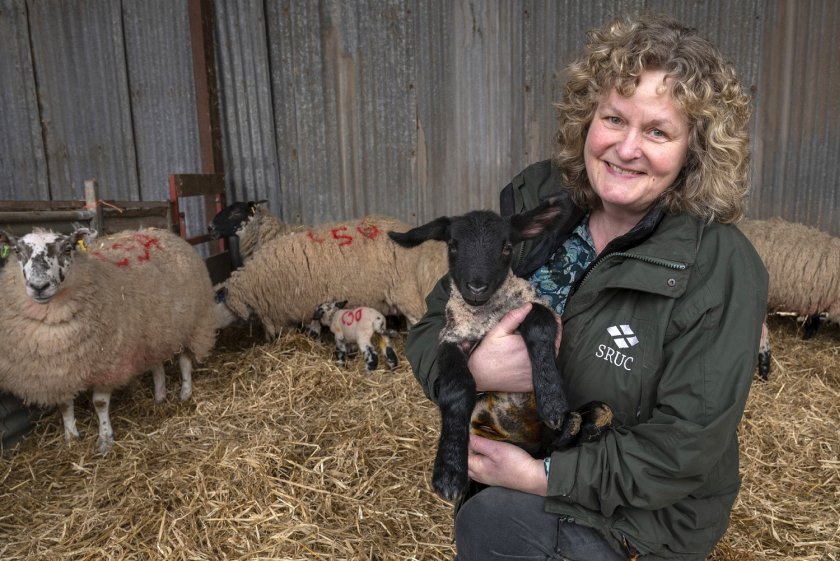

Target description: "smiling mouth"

left=607, top=162, right=644, bottom=176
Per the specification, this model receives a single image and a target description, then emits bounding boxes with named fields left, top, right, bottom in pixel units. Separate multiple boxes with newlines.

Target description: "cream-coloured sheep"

left=313, top=300, right=399, bottom=371
left=0, top=227, right=218, bottom=453
left=218, top=215, right=446, bottom=338
left=738, top=217, right=840, bottom=379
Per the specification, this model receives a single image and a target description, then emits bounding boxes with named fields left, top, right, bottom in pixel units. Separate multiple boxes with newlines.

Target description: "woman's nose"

left=616, top=130, right=642, bottom=160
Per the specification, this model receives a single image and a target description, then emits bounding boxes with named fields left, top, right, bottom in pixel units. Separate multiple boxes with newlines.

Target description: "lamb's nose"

left=466, top=281, right=488, bottom=296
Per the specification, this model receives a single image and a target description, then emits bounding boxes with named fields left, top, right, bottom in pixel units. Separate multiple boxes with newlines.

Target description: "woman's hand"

left=467, top=435, right=548, bottom=496
left=467, top=303, right=562, bottom=392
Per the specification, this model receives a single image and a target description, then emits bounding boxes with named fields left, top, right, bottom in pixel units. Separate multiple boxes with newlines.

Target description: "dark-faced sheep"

left=388, top=198, right=614, bottom=502
left=312, top=301, right=399, bottom=371
left=217, top=215, right=447, bottom=338
left=0, top=227, right=218, bottom=454
left=208, top=200, right=302, bottom=264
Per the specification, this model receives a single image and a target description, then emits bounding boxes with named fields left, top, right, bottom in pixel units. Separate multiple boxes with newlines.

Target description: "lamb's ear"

left=336, top=300, right=348, bottom=309
left=509, top=196, right=567, bottom=242
left=69, top=227, right=97, bottom=252
left=388, top=217, right=451, bottom=247
left=0, top=229, right=15, bottom=247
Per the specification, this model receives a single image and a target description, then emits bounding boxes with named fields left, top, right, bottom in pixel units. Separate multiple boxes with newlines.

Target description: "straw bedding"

left=0, top=315, right=837, bottom=560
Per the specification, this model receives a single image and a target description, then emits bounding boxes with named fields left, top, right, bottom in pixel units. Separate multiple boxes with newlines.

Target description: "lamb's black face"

left=448, top=211, right=514, bottom=306
left=208, top=202, right=257, bottom=239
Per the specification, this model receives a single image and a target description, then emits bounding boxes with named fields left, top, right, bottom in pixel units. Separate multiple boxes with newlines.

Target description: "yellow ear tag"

left=0, top=245, right=9, bottom=259
left=77, top=239, right=89, bottom=253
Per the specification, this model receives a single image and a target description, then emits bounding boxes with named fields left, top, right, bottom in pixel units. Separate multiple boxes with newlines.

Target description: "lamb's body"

left=0, top=228, right=217, bottom=451
left=221, top=215, right=446, bottom=337
left=314, top=301, right=399, bottom=371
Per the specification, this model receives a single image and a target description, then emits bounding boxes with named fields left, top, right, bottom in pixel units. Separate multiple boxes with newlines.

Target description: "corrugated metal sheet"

left=1, top=0, right=838, bottom=237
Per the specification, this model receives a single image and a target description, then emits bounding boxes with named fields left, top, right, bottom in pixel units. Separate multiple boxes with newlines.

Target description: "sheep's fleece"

left=738, top=217, right=840, bottom=323
left=222, top=215, right=446, bottom=336
left=0, top=228, right=218, bottom=408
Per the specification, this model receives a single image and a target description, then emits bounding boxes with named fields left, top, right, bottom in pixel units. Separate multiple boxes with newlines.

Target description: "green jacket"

left=405, top=161, right=769, bottom=560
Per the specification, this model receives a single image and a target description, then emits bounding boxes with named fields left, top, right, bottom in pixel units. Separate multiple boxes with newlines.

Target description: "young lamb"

left=312, top=300, right=399, bottom=371
left=0, top=227, right=218, bottom=454
left=388, top=198, right=614, bottom=502
left=208, top=200, right=302, bottom=263
left=218, top=215, right=447, bottom=338
left=738, top=217, right=840, bottom=380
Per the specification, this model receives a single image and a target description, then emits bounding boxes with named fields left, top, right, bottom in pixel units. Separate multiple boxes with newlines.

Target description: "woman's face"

left=584, top=69, right=690, bottom=218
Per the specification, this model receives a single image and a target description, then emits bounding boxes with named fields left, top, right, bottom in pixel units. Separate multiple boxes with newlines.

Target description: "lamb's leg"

left=358, top=334, right=379, bottom=371
left=383, top=336, right=399, bottom=370
left=519, top=303, right=568, bottom=430
left=59, top=399, right=80, bottom=441
left=335, top=336, right=348, bottom=367
left=758, top=321, right=771, bottom=381
left=433, top=341, right=476, bottom=502
left=152, top=363, right=167, bottom=403
left=178, top=354, right=193, bottom=401
left=92, top=390, right=114, bottom=454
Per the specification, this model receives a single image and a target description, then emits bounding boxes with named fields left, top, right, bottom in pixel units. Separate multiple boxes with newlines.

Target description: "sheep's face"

left=208, top=200, right=267, bottom=239
left=313, top=300, right=348, bottom=325
left=388, top=196, right=568, bottom=307
left=2, top=228, right=95, bottom=304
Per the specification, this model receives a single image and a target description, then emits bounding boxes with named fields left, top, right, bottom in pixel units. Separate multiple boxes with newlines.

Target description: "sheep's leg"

left=758, top=321, right=771, bottom=381
left=433, top=341, right=476, bottom=502
left=92, top=390, right=114, bottom=455
left=178, top=354, right=193, bottom=401
left=335, top=336, right=348, bottom=367
left=152, top=363, right=167, bottom=403
left=358, top=334, right=379, bottom=371
left=802, top=314, right=820, bottom=340
left=519, top=303, right=568, bottom=430
left=59, top=399, right=80, bottom=441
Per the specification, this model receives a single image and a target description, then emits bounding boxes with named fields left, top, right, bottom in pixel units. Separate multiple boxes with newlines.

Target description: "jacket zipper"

left=576, top=252, right=687, bottom=292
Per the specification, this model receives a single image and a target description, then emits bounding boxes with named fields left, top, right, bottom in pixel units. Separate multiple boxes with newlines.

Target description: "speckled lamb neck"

left=440, top=271, right=542, bottom=344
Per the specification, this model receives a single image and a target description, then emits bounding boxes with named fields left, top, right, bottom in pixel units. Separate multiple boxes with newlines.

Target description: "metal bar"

left=0, top=210, right=96, bottom=223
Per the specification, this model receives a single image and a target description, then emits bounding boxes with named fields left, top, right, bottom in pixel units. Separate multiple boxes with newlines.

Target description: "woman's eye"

left=650, top=128, right=666, bottom=139
left=607, top=116, right=622, bottom=126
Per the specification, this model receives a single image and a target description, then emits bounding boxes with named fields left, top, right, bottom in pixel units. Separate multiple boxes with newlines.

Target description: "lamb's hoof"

left=364, top=349, right=379, bottom=371
left=576, top=401, right=614, bottom=442
left=758, top=351, right=770, bottom=381
left=96, top=434, right=115, bottom=455
left=179, top=385, right=192, bottom=401
left=432, top=457, right=468, bottom=502
left=538, top=397, right=569, bottom=431
left=385, top=348, right=399, bottom=370
left=63, top=427, right=81, bottom=441
left=154, top=390, right=167, bottom=403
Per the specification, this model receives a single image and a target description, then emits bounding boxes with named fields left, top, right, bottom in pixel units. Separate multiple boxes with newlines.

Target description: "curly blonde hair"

left=552, top=14, right=752, bottom=223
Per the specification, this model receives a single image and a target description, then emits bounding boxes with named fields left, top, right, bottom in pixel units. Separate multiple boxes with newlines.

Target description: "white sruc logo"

left=607, top=325, right=639, bottom=349
left=595, top=325, right=638, bottom=372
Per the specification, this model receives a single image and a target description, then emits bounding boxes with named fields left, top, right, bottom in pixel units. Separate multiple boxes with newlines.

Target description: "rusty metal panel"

left=0, top=0, right=49, bottom=200
left=25, top=0, right=140, bottom=201
left=753, top=0, right=840, bottom=235
left=122, top=0, right=202, bottom=201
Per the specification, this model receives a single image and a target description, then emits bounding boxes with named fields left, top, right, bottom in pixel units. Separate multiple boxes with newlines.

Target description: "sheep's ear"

left=510, top=196, right=567, bottom=241
left=249, top=200, right=269, bottom=214
left=388, top=217, right=451, bottom=247
left=69, top=227, right=97, bottom=252
left=0, top=229, right=15, bottom=247
left=336, top=300, right=348, bottom=309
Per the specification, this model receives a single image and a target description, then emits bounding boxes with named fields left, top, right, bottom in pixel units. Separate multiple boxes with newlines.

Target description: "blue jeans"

left=454, top=486, right=628, bottom=560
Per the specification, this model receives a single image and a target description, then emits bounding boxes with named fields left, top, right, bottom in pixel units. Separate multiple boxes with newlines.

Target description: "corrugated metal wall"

left=1, top=0, right=838, bottom=235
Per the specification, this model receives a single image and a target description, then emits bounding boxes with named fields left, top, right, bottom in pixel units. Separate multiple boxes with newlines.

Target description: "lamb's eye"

left=501, top=242, right=512, bottom=257
left=448, top=241, right=458, bottom=255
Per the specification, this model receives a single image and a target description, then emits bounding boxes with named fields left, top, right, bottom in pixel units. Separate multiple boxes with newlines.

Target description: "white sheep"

left=738, top=217, right=840, bottom=379
left=0, top=227, right=218, bottom=453
left=312, top=300, right=399, bottom=371
left=217, top=215, right=446, bottom=338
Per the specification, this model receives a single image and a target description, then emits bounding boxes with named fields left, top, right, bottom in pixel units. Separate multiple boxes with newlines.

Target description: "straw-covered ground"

left=0, top=315, right=838, bottom=560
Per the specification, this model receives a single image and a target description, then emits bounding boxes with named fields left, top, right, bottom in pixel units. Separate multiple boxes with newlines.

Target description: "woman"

left=405, top=14, right=768, bottom=561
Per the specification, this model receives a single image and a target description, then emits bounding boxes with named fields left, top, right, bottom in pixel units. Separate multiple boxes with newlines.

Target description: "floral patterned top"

left=527, top=214, right=596, bottom=315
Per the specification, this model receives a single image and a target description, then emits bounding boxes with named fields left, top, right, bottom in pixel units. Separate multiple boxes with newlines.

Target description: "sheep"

left=312, top=300, right=399, bottom=371
left=208, top=200, right=301, bottom=263
left=217, top=215, right=447, bottom=339
left=387, top=198, right=614, bottom=502
left=0, top=226, right=218, bottom=454
left=738, top=217, right=840, bottom=380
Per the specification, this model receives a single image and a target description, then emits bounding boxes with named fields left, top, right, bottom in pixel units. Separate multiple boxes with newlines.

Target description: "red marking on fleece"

left=341, top=309, right=363, bottom=326
left=90, top=234, right=162, bottom=267
left=331, top=226, right=353, bottom=246
left=356, top=223, right=382, bottom=240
